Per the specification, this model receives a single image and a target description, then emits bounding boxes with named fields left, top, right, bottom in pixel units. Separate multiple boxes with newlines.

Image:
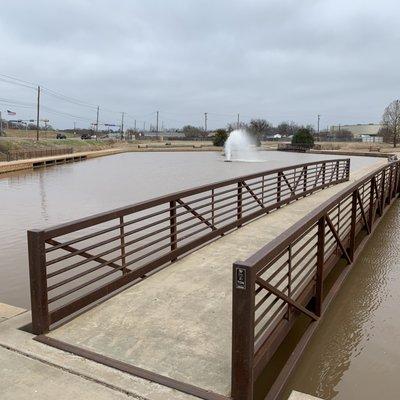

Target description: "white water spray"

left=224, top=129, right=261, bottom=162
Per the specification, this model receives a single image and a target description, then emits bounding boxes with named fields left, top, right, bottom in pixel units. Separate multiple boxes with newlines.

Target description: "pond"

left=0, top=151, right=379, bottom=308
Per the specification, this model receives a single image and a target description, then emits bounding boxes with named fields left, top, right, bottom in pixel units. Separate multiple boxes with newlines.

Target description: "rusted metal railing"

left=232, top=160, right=400, bottom=400
left=28, top=159, right=349, bottom=335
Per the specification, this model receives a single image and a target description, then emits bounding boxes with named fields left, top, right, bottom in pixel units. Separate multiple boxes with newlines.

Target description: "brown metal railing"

left=5, top=147, right=73, bottom=161
left=28, top=158, right=350, bottom=335
left=231, top=160, right=400, bottom=400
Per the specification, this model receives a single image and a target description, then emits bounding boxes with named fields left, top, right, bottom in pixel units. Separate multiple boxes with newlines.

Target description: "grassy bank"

left=0, top=137, right=118, bottom=153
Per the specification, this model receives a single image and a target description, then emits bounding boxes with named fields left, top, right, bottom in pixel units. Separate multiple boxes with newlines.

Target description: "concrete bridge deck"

left=44, top=161, right=385, bottom=397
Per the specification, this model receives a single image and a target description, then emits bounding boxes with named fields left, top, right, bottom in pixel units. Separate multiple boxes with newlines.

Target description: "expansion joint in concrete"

left=0, top=342, right=149, bottom=400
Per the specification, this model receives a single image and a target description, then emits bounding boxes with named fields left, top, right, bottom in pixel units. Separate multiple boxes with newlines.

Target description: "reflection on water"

left=282, top=200, right=400, bottom=400
left=0, top=151, right=379, bottom=308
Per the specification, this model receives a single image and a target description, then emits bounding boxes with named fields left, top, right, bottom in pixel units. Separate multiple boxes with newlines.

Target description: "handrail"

left=28, top=158, right=350, bottom=335
left=40, top=158, right=350, bottom=239
left=231, top=160, right=400, bottom=400
left=244, top=160, right=394, bottom=271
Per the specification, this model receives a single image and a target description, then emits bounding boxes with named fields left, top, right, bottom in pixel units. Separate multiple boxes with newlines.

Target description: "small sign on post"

left=236, top=267, right=246, bottom=290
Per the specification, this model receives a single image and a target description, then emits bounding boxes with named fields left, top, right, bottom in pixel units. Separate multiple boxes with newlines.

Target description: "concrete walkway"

left=0, top=346, right=135, bottom=400
left=46, top=160, right=385, bottom=397
left=0, top=148, right=122, bottom=174
left=0, top=303, right=133, bottom=400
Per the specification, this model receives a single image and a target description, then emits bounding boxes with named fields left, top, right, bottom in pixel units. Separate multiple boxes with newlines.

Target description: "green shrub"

left=291, top=128, right=315, bottom=148
left=213, top=129, right=228, bottom=147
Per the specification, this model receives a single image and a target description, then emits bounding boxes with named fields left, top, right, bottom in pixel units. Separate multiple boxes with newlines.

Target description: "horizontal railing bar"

left=241, top=166, right=387, bottom=271
left=51, top=174, right=347, bottom=278
left=258, top=258, right=289, bottom=284
left=254, top=301, right=287, bottom=342
left=291, top=234, right=317, bottom=259
left=255, top=290, right=274, bottom=312
left=39, top=159, right=350, bottom=239
left=256, top=276, right=319, bottom=321
left=47, top=163, right=346, bottom=254
left=255, top=296, right=281, bottom=327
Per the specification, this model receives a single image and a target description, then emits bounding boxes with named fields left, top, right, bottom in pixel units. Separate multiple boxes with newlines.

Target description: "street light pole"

left=317, top=114, right=321, bottom=133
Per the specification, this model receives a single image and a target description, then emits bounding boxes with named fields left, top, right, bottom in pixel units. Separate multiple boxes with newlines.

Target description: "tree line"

left=182, top=119, right=313, bottom=139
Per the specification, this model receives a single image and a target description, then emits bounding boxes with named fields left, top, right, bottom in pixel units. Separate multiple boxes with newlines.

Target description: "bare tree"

left=382, top=99, right=400, bottom=147
left=182, top=125, right=208, bottom=138
left=226, top=121, right=248, bottom=132
left=276, top=121, right=300, bottom=136
left=249, top=119, right=273, bottom=138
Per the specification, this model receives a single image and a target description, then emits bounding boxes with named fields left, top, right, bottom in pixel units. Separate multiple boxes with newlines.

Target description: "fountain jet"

left=224, top=129, right=261, bottom=162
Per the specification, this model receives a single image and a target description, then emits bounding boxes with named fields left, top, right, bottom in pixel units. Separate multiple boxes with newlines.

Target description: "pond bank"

left=0, top=145, right=220, bottom=174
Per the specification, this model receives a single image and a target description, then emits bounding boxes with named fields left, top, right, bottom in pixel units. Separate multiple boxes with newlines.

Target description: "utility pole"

left=134, top=119, right=136, bottom=131
left=317, top=114, right=321, bottom=133
left=96, top=106, right=99, bottom=132
left=204, top=112, right=208, bottom=132
left=156, top=111, right=159, bottom=132
left=143, top=121, right=146, bottom=131
left=36, top=86, right=41, bottom=141
left=121, top=112, right=125, bottom=138
left=73, top=121, right=76, bottom=135
left=237, top=113, right=240, bottom=129
left=0, top=110, right=2, bottom=135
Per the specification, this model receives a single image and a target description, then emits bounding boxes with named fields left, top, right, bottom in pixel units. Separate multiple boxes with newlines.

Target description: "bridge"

left=27, top=157, right=399, bottom=400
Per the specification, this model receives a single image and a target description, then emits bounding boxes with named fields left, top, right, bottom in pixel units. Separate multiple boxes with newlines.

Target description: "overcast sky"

left=0, top=0, right=399, bottom=130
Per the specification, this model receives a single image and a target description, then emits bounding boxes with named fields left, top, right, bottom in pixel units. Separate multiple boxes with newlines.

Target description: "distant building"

left=330, top=123, right=382, bottom=138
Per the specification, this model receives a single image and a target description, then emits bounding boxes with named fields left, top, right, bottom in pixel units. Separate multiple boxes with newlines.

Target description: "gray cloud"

left=0, top=0, right=399, bottom=129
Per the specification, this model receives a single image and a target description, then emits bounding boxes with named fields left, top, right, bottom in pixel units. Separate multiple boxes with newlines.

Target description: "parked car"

left=80, top=133, right=91, bottom=140
left=56, top=133, right=66, bottom=139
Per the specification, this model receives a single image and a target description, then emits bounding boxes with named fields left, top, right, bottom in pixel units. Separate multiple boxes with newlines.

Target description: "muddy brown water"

left=279, top=199, right=400, bottom=399
left=0, top=151, right=378, bottom=310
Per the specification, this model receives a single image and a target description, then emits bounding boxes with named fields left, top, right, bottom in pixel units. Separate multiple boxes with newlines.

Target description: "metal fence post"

left=303, top=166, right=307, bottom=194
left=368, top=177, right=375, bottom=229
left=315, top=216, right=325, bottom=316
left=348, top=191, right=357, bottom=262
left=388, top=165, right=393, bottom=203
left=119, top=216, right=127, bottom=274
left=27, top=230, right=49, bottom=334
left=232, top=262, right=255, bottom=400
left=336, top=160, right=339, bottom=181
left=237, top=182, right=243, bottom=225
left=321, top=162, right=326, bottom=188
left=277, top=172, right=282, bottom=207
left=380, top=169, right=386, bottom=216
left=170, top=201, right=177, bottom=260
left=396, top=163, right=400, bottom=194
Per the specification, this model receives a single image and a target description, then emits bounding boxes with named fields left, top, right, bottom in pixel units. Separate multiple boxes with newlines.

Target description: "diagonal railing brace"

left=256, top=276, right=318, bottom=321
left=46, top=239, right=128, bottom=273
left=176, top=199, right=217, bottom=231
left=242, top=181, right=265, bottom=209
left=325, top=215, right=352, bottom=263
